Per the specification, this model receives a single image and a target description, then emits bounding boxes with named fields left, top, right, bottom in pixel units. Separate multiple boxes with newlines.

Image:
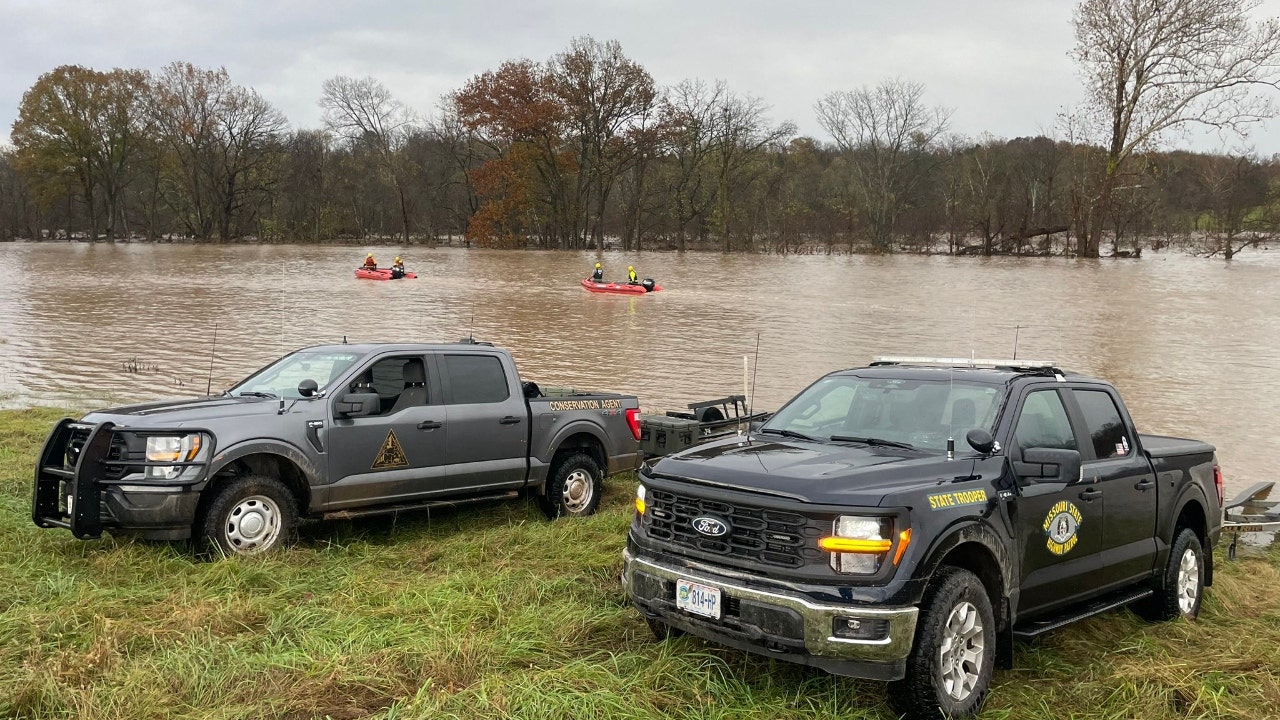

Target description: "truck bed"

left=1140, top=433, right=1216, bottom=458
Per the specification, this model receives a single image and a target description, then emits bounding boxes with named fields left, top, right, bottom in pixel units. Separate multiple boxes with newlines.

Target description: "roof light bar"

left=870, top=356, right=1059, bottom=369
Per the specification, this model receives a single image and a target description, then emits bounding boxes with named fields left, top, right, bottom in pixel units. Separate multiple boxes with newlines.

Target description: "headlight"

left=145, top=435, right=203, bottom=479
left=819, top=515, right=906, bottom=575
left=634, top=484, right=646, bottom=515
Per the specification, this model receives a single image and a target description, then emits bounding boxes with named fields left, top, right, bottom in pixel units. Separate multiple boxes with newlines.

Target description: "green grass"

left=1, top=408, right=1277, bottom=719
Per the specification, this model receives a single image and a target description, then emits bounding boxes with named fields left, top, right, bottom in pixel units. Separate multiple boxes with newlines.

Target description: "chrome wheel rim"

left=225, top=495, right=281, bottom=554
left=561, top=469, right=594, bottom=513
left=1176, top=547, right=1200, bottom=615
left=938, top=601, right=985, bottom=701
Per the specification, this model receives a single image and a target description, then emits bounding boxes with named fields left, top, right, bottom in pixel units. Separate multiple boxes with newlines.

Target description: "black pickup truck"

left=624, top=357, right=1223, bottom=719
left=33, top=341, right=643, bottom=556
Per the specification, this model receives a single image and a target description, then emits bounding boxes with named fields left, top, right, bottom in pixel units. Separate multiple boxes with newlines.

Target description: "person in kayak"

left=627, top=265, right=639, bottom=284
left=592, top=262, right=604, bottom=282
left=362, top=253, right=378, bottom=270
left=391, top=256, right=406, bottom=279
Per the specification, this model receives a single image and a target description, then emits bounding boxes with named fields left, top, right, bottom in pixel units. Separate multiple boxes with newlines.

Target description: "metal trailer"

left=1222, top=481, right=1279, bottom=559
left=639, top=395, right=771, bottom=458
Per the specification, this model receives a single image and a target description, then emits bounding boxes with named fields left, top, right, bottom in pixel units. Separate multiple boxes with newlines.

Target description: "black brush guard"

left=32, top=419, right=214, bottom=539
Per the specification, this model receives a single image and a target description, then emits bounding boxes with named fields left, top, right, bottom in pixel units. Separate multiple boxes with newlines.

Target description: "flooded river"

left=1, top=242, right=1277, bottom=493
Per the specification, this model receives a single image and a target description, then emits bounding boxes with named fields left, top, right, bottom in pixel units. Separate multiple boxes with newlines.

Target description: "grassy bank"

left=1, top=409, right=1277, bottom=720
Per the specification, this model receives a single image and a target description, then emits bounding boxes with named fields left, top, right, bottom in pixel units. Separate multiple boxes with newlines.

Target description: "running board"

left=321, top=491, right=519, bottom=521
left=1012, top=587, right=1154, bottom=640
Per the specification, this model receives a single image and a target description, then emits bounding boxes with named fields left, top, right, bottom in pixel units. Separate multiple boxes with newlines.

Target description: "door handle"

left=499, top=416, right=522, bottom=425
left=1134, top=478, right=1155, bottom=491
left=1078, top=487, right=1102, bottom=502
left=417, top=420, right=442, bottom=430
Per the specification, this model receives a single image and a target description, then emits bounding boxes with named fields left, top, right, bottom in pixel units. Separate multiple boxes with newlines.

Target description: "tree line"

left=4, top=1, right=1280, bottom=259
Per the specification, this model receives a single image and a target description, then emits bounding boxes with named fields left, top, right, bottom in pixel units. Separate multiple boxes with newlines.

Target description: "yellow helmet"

left=394, top=256, right=401, bottom=262
left=595, top=262, right=601, bottom=268
left=366, top=253, right=373, bottom=258
left=628, top=265, right=634, bottom=270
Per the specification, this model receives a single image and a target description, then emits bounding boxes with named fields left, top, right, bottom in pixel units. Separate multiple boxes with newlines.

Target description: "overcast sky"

left=5, top=0, right=1280, bottom=153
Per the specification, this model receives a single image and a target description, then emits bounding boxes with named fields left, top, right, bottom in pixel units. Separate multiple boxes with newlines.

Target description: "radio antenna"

left=748, top=332, right=761, bottom=416
left=946, top=365, right=955, bottom=461
left=205, top=322, right=218, bottom=396
left=1012, top=325, right=1022, bottom=360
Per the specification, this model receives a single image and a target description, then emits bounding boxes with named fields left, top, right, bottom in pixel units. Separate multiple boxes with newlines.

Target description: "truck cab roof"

left=842, top=358, right=1100, bottom=386
left=296, top=340, right=501, bottom=356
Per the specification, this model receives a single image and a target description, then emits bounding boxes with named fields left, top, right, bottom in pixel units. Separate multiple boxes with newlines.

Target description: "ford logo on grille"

left=692, top=516, right=730, bottom=537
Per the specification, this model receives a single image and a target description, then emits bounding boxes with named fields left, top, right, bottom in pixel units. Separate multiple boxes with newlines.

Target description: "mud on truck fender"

left=538, top=427, right=609, bottom=520
left=889, top=520, right=1015, bottom=719
left=196, top=440, right=317, bottom=557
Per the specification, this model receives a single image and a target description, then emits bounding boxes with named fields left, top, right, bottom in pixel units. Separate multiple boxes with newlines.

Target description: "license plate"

left=676, top=578, right=722, bottom=619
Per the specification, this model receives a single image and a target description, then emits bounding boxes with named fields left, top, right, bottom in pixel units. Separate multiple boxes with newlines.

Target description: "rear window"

left=443, top=354, right=509, bottom=404
left=1073, top=389, right=1130, bottom=459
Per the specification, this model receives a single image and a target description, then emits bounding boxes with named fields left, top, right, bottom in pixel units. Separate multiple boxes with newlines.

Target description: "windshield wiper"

left=829, top=435, right=917, bottom=450
left=235, top=391, right=278, bottom=399
left=759, top=428, right=821, bottom=442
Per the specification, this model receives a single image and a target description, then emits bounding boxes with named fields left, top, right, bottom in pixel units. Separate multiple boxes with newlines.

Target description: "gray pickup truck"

left=33, top=341, right=643, bottom=556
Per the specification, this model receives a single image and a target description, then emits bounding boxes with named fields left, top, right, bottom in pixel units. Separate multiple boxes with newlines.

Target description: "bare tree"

left=1071, top=0, right=1280, bottom=257
left=551, top=36, right=657, bottom=248
left=815, top=79, right=951, bottom=250
left=320, top=76, right=417, bottom=242
left=1198, top=151, right=1273, bottom=258
left=149, top=63, right=286, bottom=240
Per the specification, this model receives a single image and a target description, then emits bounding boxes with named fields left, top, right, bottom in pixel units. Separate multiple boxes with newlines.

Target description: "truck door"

left=437, top=352, right=528, bottom=491
left=324, top=353, right=448, bottom=508
left=1067, top=388, right=1158, bottom=588
left=1010, top=388, right=1107, bottom=615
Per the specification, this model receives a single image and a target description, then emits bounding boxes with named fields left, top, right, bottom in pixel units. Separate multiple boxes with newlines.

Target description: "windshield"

left=760, top=375, right=1001, bottom=452
left=227, top=351, right=362, bottom=399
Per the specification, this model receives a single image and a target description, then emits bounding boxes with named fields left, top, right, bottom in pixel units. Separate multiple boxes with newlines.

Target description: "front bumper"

left=624, top=549, right=918, bottom=681
left=33, top=419, right=212, bottom=541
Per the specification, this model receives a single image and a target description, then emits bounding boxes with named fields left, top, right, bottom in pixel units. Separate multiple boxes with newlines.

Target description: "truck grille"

left=645, top=488, right=824, bottom=568
left=64, top=425, right=131, bottom=480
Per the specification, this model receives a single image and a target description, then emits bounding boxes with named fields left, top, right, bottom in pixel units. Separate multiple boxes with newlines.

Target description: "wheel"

left=1135, top=527, right=1203, bottom=622
left=197, top=475, right=297, bottom=557
left=539, top=452, right=603, bottom=519
left=889, top=567, right=996, bottom=720
left=644, top=616, right=685, bottom=641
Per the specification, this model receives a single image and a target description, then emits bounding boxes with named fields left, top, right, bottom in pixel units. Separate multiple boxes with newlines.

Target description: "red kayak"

left=580, top=278, right=661, bottom=294
left=356, top=268, right=418, bottom=280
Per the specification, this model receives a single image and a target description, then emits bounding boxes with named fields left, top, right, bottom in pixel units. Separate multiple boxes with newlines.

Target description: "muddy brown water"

left=1, top=242, right=1277, bottom=495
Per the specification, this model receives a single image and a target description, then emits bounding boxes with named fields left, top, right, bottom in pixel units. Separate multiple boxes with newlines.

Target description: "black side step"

left=1012, top=586, right=1154, bottom=640
left=321, top=491, right=519, bottom=520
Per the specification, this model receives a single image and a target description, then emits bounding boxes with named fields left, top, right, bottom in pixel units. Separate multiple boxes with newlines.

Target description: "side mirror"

left=297, top=379, right=319, bottom=398
left=966, top=429, right=995, bottom=454
left=1015, top=447, right=1082, bottom=483
left=335, top=392, right=380, bottom=417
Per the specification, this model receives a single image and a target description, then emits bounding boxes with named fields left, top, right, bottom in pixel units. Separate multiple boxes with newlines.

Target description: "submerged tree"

left=319, top=76, right=418, bottom=242
left=1071, top=0, right=1280, bottom=257
left=815, top=79, right=951, bottom=251
left=12, top=65, right=150, bottom=241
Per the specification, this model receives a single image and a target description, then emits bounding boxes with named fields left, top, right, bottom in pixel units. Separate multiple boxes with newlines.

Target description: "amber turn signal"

left=893, top=529, right=912, bottom=565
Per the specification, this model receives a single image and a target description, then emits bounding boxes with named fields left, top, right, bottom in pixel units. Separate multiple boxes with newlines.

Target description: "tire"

left=196, top=475, right=297, bottom=557
left=1135, top=527, right=1204, bottom=622
left=889, top=567, right=996, bottom=720
left=539, top=452, right=603, bottom=519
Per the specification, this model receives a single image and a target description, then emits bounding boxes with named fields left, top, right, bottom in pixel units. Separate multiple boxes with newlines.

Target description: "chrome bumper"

left=624, top=550, right=918, bottom=664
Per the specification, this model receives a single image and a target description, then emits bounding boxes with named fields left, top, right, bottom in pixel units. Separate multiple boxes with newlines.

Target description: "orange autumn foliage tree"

left=453, top=59, right=572, bottom=248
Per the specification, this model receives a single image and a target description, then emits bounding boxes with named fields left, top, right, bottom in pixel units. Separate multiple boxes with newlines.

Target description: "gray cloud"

left=3, top=0, right=1279, bottom=152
